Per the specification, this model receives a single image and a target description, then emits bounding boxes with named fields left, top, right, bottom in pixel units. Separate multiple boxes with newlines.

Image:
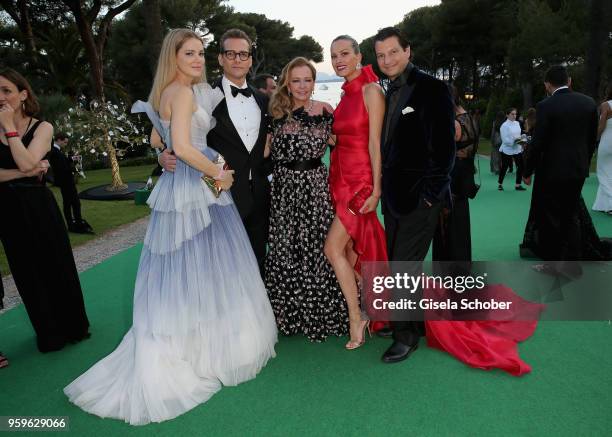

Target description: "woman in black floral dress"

left=265, top=57, right=348, bottom=341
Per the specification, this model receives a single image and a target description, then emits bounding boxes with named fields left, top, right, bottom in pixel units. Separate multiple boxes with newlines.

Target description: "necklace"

left=11, top=116, right=32, bottom=136
left=293, top=98, right=314, bottom=114
left=304, top=98, right=314, bottom=113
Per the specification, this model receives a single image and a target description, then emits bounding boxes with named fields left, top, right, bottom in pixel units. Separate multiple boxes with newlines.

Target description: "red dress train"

left=425, top=284, right=545, bottom=376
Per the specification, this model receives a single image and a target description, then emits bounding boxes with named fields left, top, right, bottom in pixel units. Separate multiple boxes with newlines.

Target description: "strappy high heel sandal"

left=345, top=319, right=372, bottom=350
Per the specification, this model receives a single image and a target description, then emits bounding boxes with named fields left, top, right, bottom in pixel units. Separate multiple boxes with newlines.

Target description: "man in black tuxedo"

left=48, top=133, right=92, bottom=234
left=523, top=65, right=598, bottom=264
left=160, top=29, right=271, bottom=272
left=374, top=27, right=456, bottom=363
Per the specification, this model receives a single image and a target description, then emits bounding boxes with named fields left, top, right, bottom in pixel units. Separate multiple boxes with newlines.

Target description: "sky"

left=226, top=0, right=441, bottom=74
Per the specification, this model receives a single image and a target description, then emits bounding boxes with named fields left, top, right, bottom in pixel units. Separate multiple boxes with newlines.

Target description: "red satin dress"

left=331, top=65, right=388, bottom=331
left=425, top=285, right=545, bottom=376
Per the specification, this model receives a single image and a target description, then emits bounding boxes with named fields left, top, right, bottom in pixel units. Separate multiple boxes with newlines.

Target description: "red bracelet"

left=4, top=131, right=19, bottom=138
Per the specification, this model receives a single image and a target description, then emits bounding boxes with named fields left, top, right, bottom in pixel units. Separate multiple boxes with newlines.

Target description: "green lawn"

left=1, top=163, right=610, bottom=436
left=478, top=137, right=492, bottom=155
left=0, top=165, right=157, bottom=275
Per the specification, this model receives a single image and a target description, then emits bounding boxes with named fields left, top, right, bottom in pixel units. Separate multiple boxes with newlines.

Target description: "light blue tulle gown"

left=64, top=84, right=277, bottom=425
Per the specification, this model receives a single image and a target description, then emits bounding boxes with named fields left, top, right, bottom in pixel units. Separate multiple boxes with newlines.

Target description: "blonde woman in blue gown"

left=64, top=29, right=277, bottom=425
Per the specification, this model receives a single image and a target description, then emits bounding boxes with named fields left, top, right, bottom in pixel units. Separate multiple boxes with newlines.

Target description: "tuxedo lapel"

left=251, top=85, right=269, bottom=145
left=251, top=85, right=266, bottom=112
left=383, top=68, right=418, bottom=154
left=211, top=79, right=250, bottom=155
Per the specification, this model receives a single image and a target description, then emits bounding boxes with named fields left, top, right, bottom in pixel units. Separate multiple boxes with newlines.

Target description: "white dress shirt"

left=552, top=85, right=569, bottom=95
left=221, top=76, right=261, bottom=153
left=499, top=119, right=522, bottom=155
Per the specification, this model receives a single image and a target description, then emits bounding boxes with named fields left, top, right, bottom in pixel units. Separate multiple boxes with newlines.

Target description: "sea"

left=313, top=81, right=344, bottom=108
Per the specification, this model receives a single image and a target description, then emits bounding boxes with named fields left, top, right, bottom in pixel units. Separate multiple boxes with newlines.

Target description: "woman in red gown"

left=325, top=36, right=387, bottom=349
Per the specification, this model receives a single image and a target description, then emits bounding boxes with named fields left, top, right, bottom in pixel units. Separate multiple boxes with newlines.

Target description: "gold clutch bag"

left=202, top=154, right=229, bottom=198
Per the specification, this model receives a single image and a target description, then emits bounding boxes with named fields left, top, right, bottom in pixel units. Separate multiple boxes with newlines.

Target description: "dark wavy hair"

left=0, top=68, right=40, bottom=116
left=373, top=27, right=410, bottom=49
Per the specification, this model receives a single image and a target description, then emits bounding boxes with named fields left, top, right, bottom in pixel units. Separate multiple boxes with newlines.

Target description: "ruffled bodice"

left=269, top=107, right=333, bottom=163
left=340, top=64, right=378, bottom=93
left=131, top=87, right=231, bottom=255
left=333, top=65, right=379, bottom=150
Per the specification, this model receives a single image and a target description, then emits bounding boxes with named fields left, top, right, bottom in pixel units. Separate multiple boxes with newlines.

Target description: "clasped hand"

left=359, top=195, right=379, bottom=214
left=159, top=149, right=234, bottom=191
left=215, top=170, right=234, bottom=191
left=0, top=103, right=16, bottom=130
left=25, top=159, right=50, bottom=179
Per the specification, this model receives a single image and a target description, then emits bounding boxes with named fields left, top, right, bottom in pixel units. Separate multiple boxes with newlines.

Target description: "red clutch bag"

left=348, top=185, right=373, bottom=215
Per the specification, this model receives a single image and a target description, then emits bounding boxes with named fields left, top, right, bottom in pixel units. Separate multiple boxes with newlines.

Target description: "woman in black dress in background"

left=0, top=68, right=89, bottom=352
left=433, top=86, right=478, bottom=263
left=264, top=57, right=348, bottom=341
left=520, top=105, right=612, bottom=260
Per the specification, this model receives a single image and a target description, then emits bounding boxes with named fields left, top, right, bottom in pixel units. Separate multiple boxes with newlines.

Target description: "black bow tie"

left=230, top=85, right=252, bottom=98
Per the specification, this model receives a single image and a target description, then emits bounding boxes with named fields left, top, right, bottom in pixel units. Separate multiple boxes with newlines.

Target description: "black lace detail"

left=264, top=107, right=348, bottom=341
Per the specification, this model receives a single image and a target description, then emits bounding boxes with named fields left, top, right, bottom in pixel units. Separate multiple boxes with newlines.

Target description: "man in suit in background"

left=374, top=27, right=456, bottom=363
left=48, top=132, right=93, bottom=234
left=523, top=65, right=598, bottom=266
left=253, top=74, right=277, bottom=97
left=160, top=29, right=271, bottom=272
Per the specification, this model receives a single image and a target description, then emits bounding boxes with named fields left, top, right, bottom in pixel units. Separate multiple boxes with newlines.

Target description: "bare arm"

left=0, top=160, right=49, bottom=182
left=454, top=120, right=462, bottom=142
left=361, top=82, right=385, bottom=213
left=322, top=102, right=334, bottom=115
left=598, top=102, right=609, bottom=140
left=168, top=87, right=233, bottom=188
left=0, top=107, right=53, bottom=171
left=0, top=168, right=27, bottom=182
left=150, top=127, right=164, bottom=149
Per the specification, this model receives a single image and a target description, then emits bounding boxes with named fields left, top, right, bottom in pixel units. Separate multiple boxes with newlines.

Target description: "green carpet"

left=1, top=165, right=611, bottom=436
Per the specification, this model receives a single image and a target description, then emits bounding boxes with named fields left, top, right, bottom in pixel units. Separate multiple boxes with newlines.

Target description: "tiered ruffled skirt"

left=64, top=167, right=277, bottom=425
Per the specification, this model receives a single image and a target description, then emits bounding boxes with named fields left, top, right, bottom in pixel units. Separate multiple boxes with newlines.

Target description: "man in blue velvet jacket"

left=374, top=27, right=456, bottom=364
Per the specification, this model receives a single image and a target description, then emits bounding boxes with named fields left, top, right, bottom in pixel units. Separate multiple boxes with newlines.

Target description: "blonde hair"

left=148, top=29, right=206, bottom=110
left=270, top=57, right=316, bottom=119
